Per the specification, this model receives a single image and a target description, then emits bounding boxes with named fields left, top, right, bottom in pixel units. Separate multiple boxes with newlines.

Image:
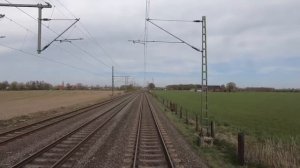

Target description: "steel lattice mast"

left=201, top=16, right=209, bottom=136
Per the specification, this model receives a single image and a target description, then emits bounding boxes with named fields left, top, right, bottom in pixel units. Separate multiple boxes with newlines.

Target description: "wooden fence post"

left=185, top=110, right=188, bottom=124
left=195, top=114, right=199, bottom=131
left=238, top=132, right=245, bottom=166
left=180, top=106, right=182, bottom=118
left=211, top=121, right=215, bottom=138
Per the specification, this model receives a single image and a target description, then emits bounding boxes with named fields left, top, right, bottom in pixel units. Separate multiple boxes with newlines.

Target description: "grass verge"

left=152, top=92, right=299, bottom=168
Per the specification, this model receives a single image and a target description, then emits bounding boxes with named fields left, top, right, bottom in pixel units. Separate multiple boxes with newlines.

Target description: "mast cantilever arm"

left=41, top=19, right=80, bottom=52
left=0, top=2, right=52, bottom=8
left=147, top=19, right=201, bottom=52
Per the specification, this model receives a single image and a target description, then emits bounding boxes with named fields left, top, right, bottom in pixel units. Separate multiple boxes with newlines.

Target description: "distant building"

left=208, top=85, right=222, bottom=92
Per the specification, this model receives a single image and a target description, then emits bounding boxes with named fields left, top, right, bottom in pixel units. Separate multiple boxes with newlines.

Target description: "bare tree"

left=148, top=83, right=155, bottom=90
left=226, top=82, right=237, bottom=92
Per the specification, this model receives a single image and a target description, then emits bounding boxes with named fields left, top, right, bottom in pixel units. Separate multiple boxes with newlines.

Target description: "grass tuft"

left=246, top=137, right=299, bottom=167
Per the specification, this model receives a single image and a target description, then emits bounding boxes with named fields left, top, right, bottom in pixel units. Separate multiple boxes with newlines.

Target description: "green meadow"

left=154, top=91, right=300, bottom=139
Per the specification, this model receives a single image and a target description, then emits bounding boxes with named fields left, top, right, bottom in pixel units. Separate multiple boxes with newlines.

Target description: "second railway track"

left=0, top=93, right=130, bottom=146
left=10, top=94, right=138, bottom=168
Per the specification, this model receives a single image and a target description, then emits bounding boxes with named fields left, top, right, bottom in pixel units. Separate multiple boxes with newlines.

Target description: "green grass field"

left=154, top=91, right=300, bottom=139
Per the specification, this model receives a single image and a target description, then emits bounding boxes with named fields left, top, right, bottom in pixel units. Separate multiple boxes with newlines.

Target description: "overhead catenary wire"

left=129, top=40, right=184, bottom=44
left=143, top=0, right=150, bottom=87
left=2, top=0, right=116, bottom=81
left=46, top=0, right=118, bottom=71
left=47, top=4, right=55, bottom=27
left=4, top=0, right=36, bottom=20
left=46, top=0, right=70, bottom=21
left=77, top=23, right=119, bottom=67
left=148, top=18, right=202, bottom=23
left=3, top=1, right=112, bottom=70
left=20, top=30, right=30, bottom=50
left=3, top=12, right=109, bottom=72
left=4, top=0, right=86, bottom=57
left=41, top=18, right=80, bottom=52
left=4, top=16, right=35, bottom=34
left=52, top=0, right=77, bottom=19
left=52, top=0, right=118, bottom=67
left=0, top=43, right=107, bottom=77
left=70, top=43, right=111, bottom=70
left=4, top=0, right=58, bottom=36
left=45, top=0, right=113, bottom=63
left=3, top=0, right=62, bottom=39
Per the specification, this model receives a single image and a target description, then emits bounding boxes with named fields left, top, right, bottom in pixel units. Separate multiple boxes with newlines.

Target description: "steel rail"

left=132, top=94, right=143, bottom=167
left=11, top=94, right=136, bottom=168
left=51, top=95, right=138, bottom=168
left=0, top=93, right=129, bottom=145
left=145, top=93, right=175, bottom=168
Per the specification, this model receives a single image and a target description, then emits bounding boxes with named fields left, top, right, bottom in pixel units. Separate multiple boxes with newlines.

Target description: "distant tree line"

left=0, top=81, right=132, bottom=91
left=120, top=84, right=142, bottom=92
left=165, top=82, right=300, bottom=92
left=0, top=81, right=53, bottom=90
left=166, top=84, right=226, bottom=92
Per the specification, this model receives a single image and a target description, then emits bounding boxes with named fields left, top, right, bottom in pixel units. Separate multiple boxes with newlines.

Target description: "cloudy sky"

left=0, top=0, right=299, bottom=88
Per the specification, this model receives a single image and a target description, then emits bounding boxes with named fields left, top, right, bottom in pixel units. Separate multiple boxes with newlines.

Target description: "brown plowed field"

left=0, top=90, right=121, bottom=120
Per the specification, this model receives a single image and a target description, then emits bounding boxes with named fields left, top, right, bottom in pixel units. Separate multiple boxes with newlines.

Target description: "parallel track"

left=131, top=93, right=175, bottom=168
left=11, top=94, right=137, bottom=168
left=0, top=93, right=130, bottom=146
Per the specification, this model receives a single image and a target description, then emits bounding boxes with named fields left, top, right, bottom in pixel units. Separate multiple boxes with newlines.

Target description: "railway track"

left=10, top=94, right=138, bottom=168
left=0, top=93, right=130, bottom=146
left=123, top=93, right=181, bottom=168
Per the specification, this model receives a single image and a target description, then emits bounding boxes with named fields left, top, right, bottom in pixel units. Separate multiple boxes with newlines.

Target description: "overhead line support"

left=0, top=2, right=52, bottom=54
left=146, top=19, right=201, bottom=52
left=200, top=16, right=208, bottom=136
left=112, top=66, right=114, bottom=96
left=133, top=15, right=209, bottom=137
left=41, top=18, right=80, bottom=52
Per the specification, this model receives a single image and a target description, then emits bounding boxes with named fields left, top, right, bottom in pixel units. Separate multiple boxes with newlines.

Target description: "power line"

left=4, top=16, right=35, bottom=34
left=148, top=18, right=202, bottom=23
left=0, top=43, right=107, bottom=77
left=4, top=0, right=59, bottom=36
left=40, top=18, right=80, bottom=52
left=47, top=3, right=55, bottom=27
left=143, top=0, right=150, bottom=87
left=54, top=43, right=102, bottom=69
left=129, top=40, right=184, bottom=44
left=53, top=0, right=118, bottom=67
left=2, top=0, right=113, bottom=76
left=4, top=0, right=36, bottom=20
left=46, top=0, right=70, bottom=20
left=77, top=24, right=118, bottom=66
left=70, top=43, right=111, bottom=70
left=3, top=14, right=107, bottom=72
left=52, top=0, right=77, bottom=19
left=47, top=0, right=117, bottom=69
left=3, top=5, right=110, bottom=69
left=147, top=19, right=201, bottom=52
